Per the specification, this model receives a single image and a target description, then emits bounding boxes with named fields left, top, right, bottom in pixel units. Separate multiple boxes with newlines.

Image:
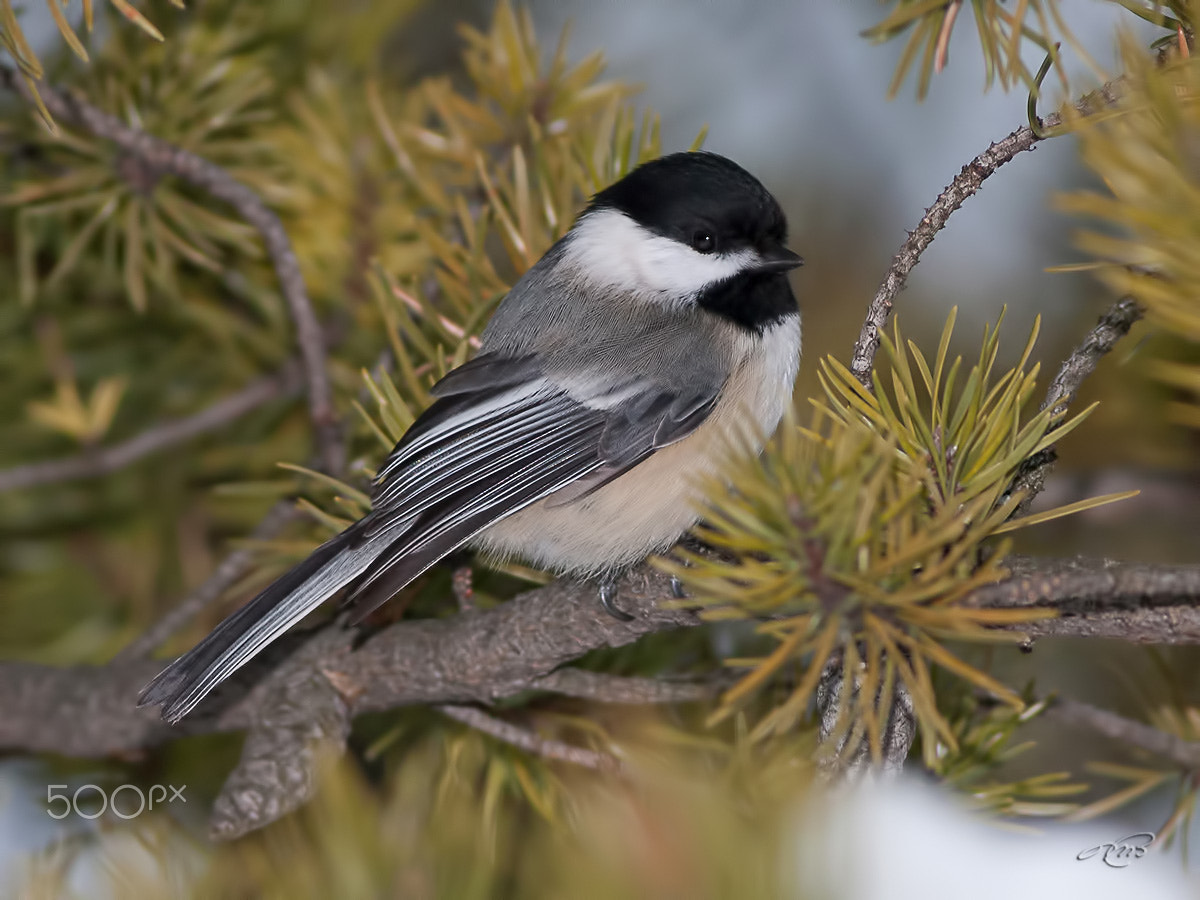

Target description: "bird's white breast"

left=473, top=316, right=801, bottom=574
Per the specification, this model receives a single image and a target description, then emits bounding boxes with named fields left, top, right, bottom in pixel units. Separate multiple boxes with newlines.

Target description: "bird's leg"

left=669, top=574, right=687, bottom=599
left=598, top=575, right=634, bottom=622
left=451, top=565, right=475, bottom=612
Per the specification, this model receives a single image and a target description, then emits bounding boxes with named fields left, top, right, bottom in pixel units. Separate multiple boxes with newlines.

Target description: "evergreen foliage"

left=3, top=0, right=1200, bottom=894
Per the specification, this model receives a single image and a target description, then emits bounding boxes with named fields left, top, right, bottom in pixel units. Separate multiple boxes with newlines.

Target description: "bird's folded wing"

left=343, top=353, right=724, bottom=619
left=140, top=352, right=726, bottom=723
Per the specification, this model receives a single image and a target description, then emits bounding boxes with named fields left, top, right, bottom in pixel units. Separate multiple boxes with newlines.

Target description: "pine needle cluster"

left=863, top=0, right=1082, bottom=99
left=1059, top=30, right=1200, bottom=428
left=662, top=311, right=1121, bottom=764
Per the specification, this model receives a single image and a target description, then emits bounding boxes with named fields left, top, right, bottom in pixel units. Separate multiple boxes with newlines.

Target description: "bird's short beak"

left=755, top=245, right=805, bottom=273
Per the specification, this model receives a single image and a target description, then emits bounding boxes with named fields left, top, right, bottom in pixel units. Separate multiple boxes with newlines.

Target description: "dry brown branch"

left=0, top=565, right=697, bottom=835
left=1010, top=296, right=1145, bottom=514
left=973, top=556, right=1200, bottom=644
left=210, top=661, right=353, bottom=840
left=0, top=566, right=697, bottom=754
left=849, top=121, right=1055, bottom=389
left=849, top=78, right=1125, bottom=390
left=1042, top=297, right=1146, bottom=417
left=1050, top=697, right=1200, bottom=770
left=0, top=66, right=343, bottom=474
left=438, top=704, right=622, bottom=772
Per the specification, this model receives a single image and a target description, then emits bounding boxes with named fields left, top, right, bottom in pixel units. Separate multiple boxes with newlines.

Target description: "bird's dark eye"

left=691, top=230, right=717, bottom=253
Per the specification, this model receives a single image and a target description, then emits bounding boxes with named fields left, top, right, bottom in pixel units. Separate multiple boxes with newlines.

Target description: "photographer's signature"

left=1076, top=832, right=1154, bottom=868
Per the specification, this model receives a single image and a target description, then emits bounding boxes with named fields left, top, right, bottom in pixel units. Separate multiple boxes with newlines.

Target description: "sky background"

left=525, top=0, right=1147, bottom=340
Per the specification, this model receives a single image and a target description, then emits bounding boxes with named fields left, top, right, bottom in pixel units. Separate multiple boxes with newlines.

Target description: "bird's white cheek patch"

left=564, top=209, right=758, bottom=299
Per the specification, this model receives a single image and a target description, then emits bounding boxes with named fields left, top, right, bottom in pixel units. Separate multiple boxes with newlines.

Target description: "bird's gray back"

left=480, top=244, right=738, bottom=390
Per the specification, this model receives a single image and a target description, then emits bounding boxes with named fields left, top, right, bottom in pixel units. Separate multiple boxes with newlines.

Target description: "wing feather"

left=344, top=391, right=607, bottom=619
left=343, top=369, right=724, bottom=619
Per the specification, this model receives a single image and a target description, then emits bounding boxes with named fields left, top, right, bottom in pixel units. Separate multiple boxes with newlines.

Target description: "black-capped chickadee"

left=139, top=151, right=803, bottom=723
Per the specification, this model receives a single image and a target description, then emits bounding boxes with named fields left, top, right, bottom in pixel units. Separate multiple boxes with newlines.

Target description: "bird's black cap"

left=588, top=151, right=790, bottom=252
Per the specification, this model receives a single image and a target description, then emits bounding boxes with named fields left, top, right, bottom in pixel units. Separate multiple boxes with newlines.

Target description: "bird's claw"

left=598, top=577, right=634, bottom=621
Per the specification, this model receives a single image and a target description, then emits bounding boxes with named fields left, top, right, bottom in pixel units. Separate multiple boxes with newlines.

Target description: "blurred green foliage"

left=924, top=685, right=1086, bottom=818
left=21, top=724, right=823, bottom=899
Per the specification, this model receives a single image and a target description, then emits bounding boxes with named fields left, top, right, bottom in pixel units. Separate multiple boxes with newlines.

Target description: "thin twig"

left=0, top=66, right=342, bottom=475
left=0, top=364, right=303, bottom=493
left=1051, top=697, right=1200, bottom=770
left=438, top=704, right=622, bottom=772
left=1010, top=296, right=1144, bottom=514
left=1042, top=297, right=1145, bottom=417
left=850, top=77, right=1128, bottom=390
left=115, top=500, right=303, bottom=662
left=849, top=121, right=1054, bottom=388
left=840, top=78, right=1126, bottom=787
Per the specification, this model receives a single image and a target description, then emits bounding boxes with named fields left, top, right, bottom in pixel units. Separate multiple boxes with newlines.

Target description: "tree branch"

left=438, top=704, right=622, bottom=772
left=0, top=66, right=343, bottom=475
left=530, top=668, right=715, bottom=704
left=0, top=364, right=303, bottom=493
left=817, top=663, right=915, bottom=779
left=210, top=660, right=352, bottom=840
left=1010, top=296, right=1145, bottom=514
left=850, top=77, right=1127, bottom=390
left=1043, top=297, right=1145, bottom=418
left=849, top=120, right=1057, bottom=389
left=838, top=77, right=1129, bottom=781
left=0, top=61, right=1181, bottom=841
left=5, top=553, right=1200, bottom=836
left=0, top=566, right=697, bottom=836
left=839, top=105, right=1071, bottom=775
left=0, top=566, right=700, bottom=760
left=813, top=550, right=1198, bottom=780
left=1050, top=697, right=1200, bottom=770
left=973, top=555, right=1200, bottom=644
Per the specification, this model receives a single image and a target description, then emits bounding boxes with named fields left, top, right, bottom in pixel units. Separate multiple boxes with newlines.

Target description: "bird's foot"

left=669, top=574, right=687, bottom=599
left=598, top=576, right=635, bottom=622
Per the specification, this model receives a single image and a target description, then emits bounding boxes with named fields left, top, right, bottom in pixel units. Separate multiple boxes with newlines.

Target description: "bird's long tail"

left=138, top=524, right=399, bottom=723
